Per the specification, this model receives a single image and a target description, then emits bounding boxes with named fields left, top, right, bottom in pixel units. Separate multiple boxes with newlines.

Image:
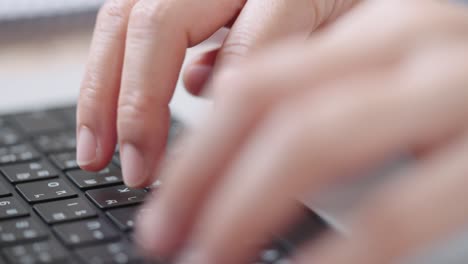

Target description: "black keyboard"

left=0, top=105, right=327, bottom=264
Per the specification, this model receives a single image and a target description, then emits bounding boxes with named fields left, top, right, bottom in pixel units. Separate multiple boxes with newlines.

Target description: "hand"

left=136, top=1, right=468, bottom=263
left=76, top=0, right=357, bottom=187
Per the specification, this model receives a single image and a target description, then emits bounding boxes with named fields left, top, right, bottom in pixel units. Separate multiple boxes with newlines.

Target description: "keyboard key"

left=34, top=198, right=97, bottom=224
left=257, top=248, right=285, bottom=264
left=86, top=186, right=146, bottom=209
left=0, top=182, right=10, bottom=197
left=49, top=152, right=78, bottom=170
left=0, top=197, right=29, bottom=220
left=0, top=144, right=40, bottom=165
left=75, top=240, right=148, bottom=264
left=67, top=164, right=123, bottom=190
left=49, top=106, right=76, bottom=127
left=1, top=160, right=59, bottom=183
left=16, top=179, right=77, bottom=203
left=106, top=206, right=149, bottom=232
left=2, top=240, right=69, bottom=264
left=144, top=179, right=162, bottom=192
left=53, top=219, right=119, bottom=247
left=0, top=218, right=48, bottom=246
left=112, top=154, right=120, bottom=167
left=13, top=111, right=66, bottom=135
left=34, top=131, right=76, bottom=153
left=0, top=123, right=20, bottom=146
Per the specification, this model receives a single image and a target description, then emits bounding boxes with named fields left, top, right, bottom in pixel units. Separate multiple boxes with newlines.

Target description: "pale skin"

left=77, top=0, right=468, bottom=263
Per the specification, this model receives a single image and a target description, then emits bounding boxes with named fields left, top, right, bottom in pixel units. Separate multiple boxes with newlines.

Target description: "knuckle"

left=219, top=30, right=254, bottom=62
left=78, top=85, right=102, bottom=124
left=79, top=86, right=99, bottom=106
left=311, top=0, right=345, bottom=26
left=129, top=0, right=173, bottom=31
left=78, top=68, right=119, bottom=126
left=117, top=92, right=170, bottom=142
left=99, top=0, right=126, bottom=19
left=97, top=0, right=133, bottom=27
left=327, top=0, right=359, bottom=21
left=117, top=91, right=160, bottom=129
left=79, top=72, right=103, bottom=108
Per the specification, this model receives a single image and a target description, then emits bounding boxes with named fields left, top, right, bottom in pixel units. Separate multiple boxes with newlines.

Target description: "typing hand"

left=76, top=0, right=357, bottom=188
left=134, top=1, right=468, bottom=263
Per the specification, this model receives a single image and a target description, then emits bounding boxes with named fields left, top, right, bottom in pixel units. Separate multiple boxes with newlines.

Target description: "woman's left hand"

left=137, top=1, right=468, bottom=263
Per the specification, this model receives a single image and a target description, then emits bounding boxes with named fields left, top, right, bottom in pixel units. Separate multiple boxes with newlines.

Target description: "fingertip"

left=116, top=104, right=171, bottom=191
left=183, top=49, right=219, bottom=96
left=78, top=71, right=119, bottom=172
left=76, top=124, right=114, bottom=172
left=77, top=125, right=97, bottom=167
left=183, top=64, right=213, bottom=96
left=136, top=202, right=177, bottom=258
left=121, top=143, right=148, bottom=188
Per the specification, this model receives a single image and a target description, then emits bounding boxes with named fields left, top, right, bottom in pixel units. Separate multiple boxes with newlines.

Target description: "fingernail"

left=136, top=203, right=173, bottom=257
left=186, top=65, right=213, bottom=93
left=121, top=143, right=146, bottom=187
left=77, top=126, right=97, bottom=166
left=136, top=201, right=180, bottom=263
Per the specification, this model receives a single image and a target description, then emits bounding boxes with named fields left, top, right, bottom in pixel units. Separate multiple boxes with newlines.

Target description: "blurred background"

left=0, top=0, right=102, bottom=113
left=0, top=0, right=209, bottom=120
left=0, top=0, right=102, bottom=35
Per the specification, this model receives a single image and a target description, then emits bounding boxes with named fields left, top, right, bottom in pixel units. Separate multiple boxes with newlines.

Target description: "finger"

left=77, top=0, right=138, bottom=170
left=135, top=27, right=411, bottom=258
left=136, top=18, right=416, bottom=256
left=137, top=43, right=384, bottom=255
left=183, top=49, right=220, bottom=96
left=137, top=4, right=468, bottom=256
left=217, top=0, right=318, bottom=65
left=173, top=40, right=468, bottom=263
left=297, top=131, right=468, bottom=264
left=171, top=58, right=468, bottom=264
left=118, top=0, right=247, bottom=187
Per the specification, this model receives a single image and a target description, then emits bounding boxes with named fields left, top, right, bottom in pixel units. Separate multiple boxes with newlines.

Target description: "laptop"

left=1, top=1, right=468, bottom=263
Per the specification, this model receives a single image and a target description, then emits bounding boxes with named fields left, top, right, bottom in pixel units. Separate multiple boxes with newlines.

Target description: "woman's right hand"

left=134, top=1, right=468, bottom=262
left=76, top=0, right=358, bottom=187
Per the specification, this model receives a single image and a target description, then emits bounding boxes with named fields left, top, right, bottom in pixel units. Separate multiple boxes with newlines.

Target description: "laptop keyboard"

left=0, top=105, right=327, bottom=264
